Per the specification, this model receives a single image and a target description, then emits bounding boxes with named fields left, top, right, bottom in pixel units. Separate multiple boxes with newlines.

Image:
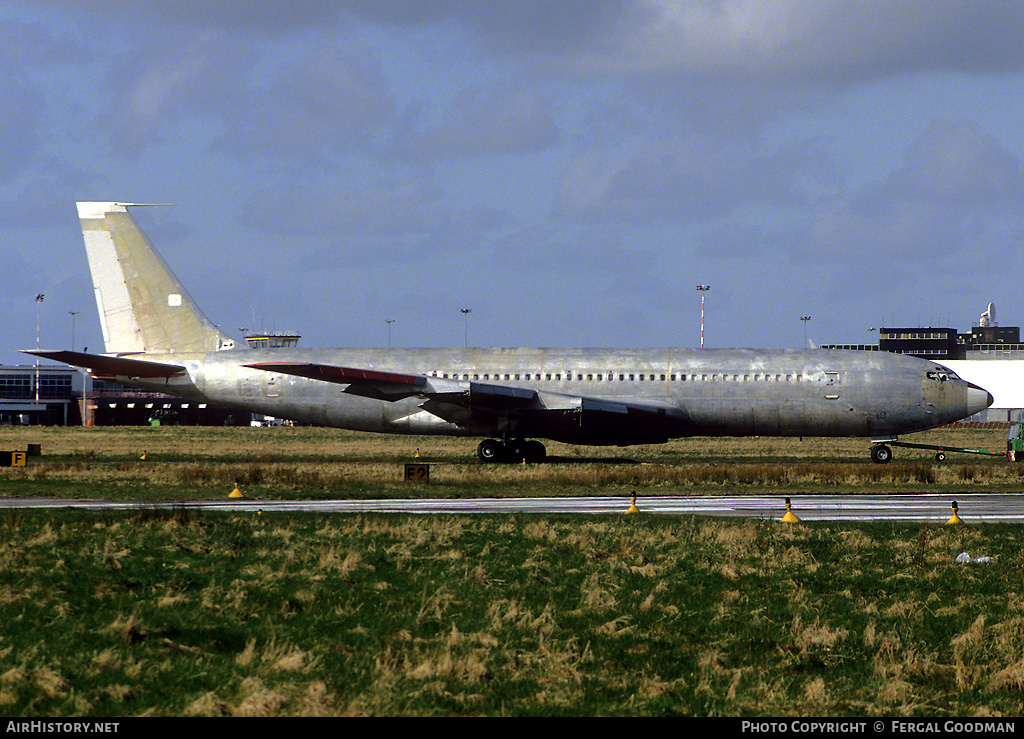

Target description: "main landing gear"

left=477, top=437, right=547, bottom=463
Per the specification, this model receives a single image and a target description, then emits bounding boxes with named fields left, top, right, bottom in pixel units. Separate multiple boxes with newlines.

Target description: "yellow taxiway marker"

left=781, top=497, right=801, bottom=523
left=626, top=493, right=640, bottom=514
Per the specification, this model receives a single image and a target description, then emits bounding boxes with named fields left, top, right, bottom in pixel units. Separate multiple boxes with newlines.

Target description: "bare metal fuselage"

left=42, top=202, right=992, bottom=458
left=122, top=346, right=987, bottom=446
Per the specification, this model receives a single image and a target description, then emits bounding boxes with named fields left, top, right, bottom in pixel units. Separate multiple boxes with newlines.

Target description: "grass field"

left=2, top=425, right=1024, bottom=716
left=0, top=425, right=1019, bottom=501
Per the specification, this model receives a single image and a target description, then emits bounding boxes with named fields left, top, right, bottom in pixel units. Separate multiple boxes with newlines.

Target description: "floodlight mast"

left=35, top=293, right=44, bottom=406
left=696, top=285, right=710, bottom=349
left=460, top=308, right=471, bottom=348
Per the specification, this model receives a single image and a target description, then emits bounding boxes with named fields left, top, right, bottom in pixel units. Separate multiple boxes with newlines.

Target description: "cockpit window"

left=926, top=369, right=960, bottom=383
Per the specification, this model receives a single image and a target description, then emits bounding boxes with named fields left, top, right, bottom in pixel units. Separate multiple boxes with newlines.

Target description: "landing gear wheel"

left=935, top=452, right=946, bottom=462
left=506, top=440, right=527, bottom=463
left=477, top=437, right=547, bottom=463
left=870, top=444, right=892, bottom=464
left=524, top=440, right=547, bottom=463
left=477, top=438, right=502, bottom=462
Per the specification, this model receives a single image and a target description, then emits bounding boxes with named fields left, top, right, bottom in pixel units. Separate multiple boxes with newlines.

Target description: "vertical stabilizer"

left=77, top=202, right=234, bottom=355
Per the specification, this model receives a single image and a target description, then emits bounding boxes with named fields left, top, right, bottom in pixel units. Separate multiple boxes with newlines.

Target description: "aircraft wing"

left=22, top=349, right=186, bottom=379
left=245, top=361, right=684, bottom=443
left=244, top=361, right=466, bottom=402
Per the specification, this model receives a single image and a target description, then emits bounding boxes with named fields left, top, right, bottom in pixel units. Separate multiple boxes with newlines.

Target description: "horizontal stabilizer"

left=22, top=350, right=186, bottom=378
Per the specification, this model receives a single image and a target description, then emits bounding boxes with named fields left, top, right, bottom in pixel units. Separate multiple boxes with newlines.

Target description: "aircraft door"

left=822, top=371, right=840, bottom=399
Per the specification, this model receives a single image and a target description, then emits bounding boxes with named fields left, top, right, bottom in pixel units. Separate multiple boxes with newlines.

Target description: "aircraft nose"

left=966, top=382, right=994, bottom=416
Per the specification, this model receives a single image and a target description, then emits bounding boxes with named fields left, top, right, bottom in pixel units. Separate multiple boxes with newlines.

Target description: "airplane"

left=24, top=201, right=993, bottom=465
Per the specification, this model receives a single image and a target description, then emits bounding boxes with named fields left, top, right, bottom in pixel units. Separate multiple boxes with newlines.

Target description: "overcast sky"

left=4, top=1, right=1024, bottom=362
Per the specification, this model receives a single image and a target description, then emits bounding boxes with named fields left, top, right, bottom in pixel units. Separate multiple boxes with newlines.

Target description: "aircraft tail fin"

left=77, top=202, right=234, bottom=356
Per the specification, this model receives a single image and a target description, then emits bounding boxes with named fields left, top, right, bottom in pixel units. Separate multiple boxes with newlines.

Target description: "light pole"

left=696, top=285, right=710, bottom=349
left=385, top=319, right=395, bottom=348
left=69, top=310, right=79, bottom=352
left=460, top=308, right=471, bottom=348
left=34, top=293, right=44, bottom=408
left=800, top=315, right=811, bottom=349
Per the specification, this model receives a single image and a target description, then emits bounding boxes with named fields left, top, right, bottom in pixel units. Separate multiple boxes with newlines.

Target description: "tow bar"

left=870, top=440, right=1006, bottom=463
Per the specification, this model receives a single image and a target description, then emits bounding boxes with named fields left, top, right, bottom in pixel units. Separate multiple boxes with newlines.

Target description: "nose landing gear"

left=870, top=444, right=892, bottom=464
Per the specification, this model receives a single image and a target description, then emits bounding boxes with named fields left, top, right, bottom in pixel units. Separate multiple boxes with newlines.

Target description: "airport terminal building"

left=0, top=366, right=240, bottom=427
left=0, top=365, right=80, bottom=426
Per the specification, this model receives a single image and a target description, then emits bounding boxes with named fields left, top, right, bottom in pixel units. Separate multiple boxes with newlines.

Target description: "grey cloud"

left=56, top=1, right=350, bottom=34
left=102, top=31, right=252, bottom=153
left=555, top=1, right=1024, bottom=83
left=394, top=84, right=559, bottom=159
left=344, top=1, right=630, bottom=53
left=0, top=78, right=44, bottom=182
left=892, top=122, right=1023, bottom=203
left=44, top=2, right=1024, bottom=84
left=243, top=175, right=440, bottom=239
left=556, top=137, right=828, bottom=222
left=216, top=46, right=395, bottom=161
left=808, top=122, right=1024, bottom=260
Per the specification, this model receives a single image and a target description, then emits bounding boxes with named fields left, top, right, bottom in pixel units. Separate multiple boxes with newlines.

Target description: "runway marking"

left=3, top=494, right=1024, bottom=522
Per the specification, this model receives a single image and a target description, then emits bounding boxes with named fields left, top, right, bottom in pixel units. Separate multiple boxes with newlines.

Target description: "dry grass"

left=2, top=508, right=1024, bottom=715
left=0, top=426, right=1018, bottom=500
